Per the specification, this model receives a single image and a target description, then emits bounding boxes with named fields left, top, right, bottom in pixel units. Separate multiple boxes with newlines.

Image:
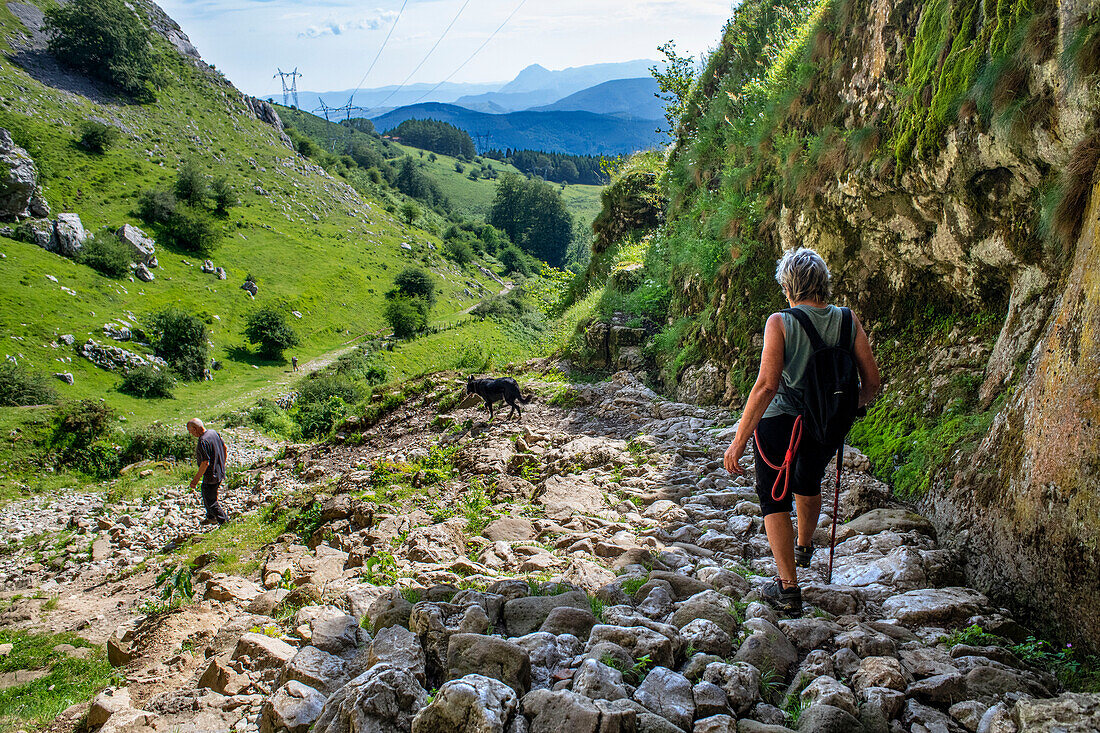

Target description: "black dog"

left=466, top=376, right=533, bottom=420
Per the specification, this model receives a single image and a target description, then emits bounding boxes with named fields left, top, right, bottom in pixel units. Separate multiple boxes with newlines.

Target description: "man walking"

left=292, top=356, right=298, bottom=372
left=187, top=418, right=229, bottom=525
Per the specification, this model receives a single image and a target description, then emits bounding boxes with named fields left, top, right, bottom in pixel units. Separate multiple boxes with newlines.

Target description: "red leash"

left=754, top=416, right=804, bottom=502
left=827, top=445, right=843, bottom=584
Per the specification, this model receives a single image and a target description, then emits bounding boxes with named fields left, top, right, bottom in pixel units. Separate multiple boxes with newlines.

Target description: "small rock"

left=259, top=680, right=326, bottom=733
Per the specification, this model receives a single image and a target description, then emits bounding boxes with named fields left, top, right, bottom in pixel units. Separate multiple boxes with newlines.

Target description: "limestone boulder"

left=368, top=624, right=427, bottom=685
left=504, top=591, right=590, bottom=637
left=0, top=128, right=44, bottom=220
left=411, top=674, right=518, bottom=733
left=313, top=663, right=428, bottom=733
left=633, top=666, right=695, bottom=731
left=54, top=213, right=86, bottom=258
left=447, top=633, right=532, bottom=695
left=281, top=645, right=346, bottom=695
left=233, top=632, right=297, bottom=671
left=117, top=224, right=155, bottom=265
left=880, top=587, right=989, bottom=627
left=259, top=680, right=326, bottom=733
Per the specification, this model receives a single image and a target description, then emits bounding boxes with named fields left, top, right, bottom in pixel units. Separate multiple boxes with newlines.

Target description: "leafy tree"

left=44, top=0, right=159, bottom=101
left=244, top=306, right=300, bottom=359
left=79, top=232, right=131, bottom=278
left=400, top=201, right=420, bottom=226
left=488, top=174, right=574, bottom=267
left=384, top=296, right=429, bottom=339
left=174, top=159, right=209, bottom=207
left=392, top=267, right=436, bottom=307
left=78, top=121, right=120, bottom=154
left=651, top=40, right=698, bottom=139
left=394, top=157, right=449, bottom=210
left=146, top=308, right=209, bottom=381
left=211, top=177, right=236, bottom=215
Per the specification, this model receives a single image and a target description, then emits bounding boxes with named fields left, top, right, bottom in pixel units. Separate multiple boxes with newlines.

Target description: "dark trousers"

left=201, top=482, right=229, bottom=524
left=754, top=414, right=842, bottom=517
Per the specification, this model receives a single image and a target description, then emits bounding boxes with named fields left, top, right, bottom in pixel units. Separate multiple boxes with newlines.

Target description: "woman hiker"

left=723, top=248, right=880, bottom=614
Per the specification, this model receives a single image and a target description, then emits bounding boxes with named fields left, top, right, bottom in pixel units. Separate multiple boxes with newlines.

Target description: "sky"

left=156, top=0, right=735, bottom=96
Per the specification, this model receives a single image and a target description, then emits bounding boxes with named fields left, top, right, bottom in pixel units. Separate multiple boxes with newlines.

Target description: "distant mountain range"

left=453, top=60, right=658, bottom=113
left=372, top=103, right=662, bottom=156
left=285, top=61, right=666, bottom=156
left=278, top=59, right=661, bottom=116
left=532, top=78, right=663, bottom=118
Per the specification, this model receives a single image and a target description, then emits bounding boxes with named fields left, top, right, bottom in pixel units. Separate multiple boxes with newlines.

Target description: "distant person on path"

left=723, top=248, right=879, bottom=614
left=292, top=356, right=298, bottom=372
left=187, top=418, right=229, bottom=526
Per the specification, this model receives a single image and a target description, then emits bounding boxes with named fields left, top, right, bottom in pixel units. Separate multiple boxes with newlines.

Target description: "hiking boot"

left=200, top=517, right=218, bottom=526
left=761, top=579, right=802, bottom=615
left=794, top=543, right=814, bottom=569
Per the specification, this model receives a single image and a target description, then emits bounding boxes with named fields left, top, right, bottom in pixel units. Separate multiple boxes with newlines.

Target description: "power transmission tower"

left=274, top=68, right=302, bottom=108
left=317, top=99, right=333, bottom=122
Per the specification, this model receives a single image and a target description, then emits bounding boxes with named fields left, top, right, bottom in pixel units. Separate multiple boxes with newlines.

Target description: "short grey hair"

left=775, top=247, right=831, bottom=302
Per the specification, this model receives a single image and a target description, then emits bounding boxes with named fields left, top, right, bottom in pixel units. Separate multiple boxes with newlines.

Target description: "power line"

left=410, top=0, right=530, bottom=107
left=366, top=0, right=474, bottom=114
left=346, top=0, right=410, bottom=108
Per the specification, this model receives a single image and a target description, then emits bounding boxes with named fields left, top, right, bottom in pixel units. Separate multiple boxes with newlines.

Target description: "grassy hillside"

left=0, top=0, right=510, bottom=429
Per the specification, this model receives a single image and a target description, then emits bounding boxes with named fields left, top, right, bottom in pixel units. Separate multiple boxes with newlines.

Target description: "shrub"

left=244, top=306, right=300, bottom=359
left=118, top=423, right=192, bottom=465
left=48, top=400, right=120, bottom=477
left=164, top=205, right=223, bottom=255
left=244, top=399, right=299, bottom=438
left=146, top=308, right=209, bottom=381
left=174, top=159, right=209, bottom=207
left=118, top=365, right=174, bottom=398
left=443, top=238, right=474, bottom=264
left=211, top=177, right=235, bottom=215
left=137, top=189, right=178, bottom=225
left=79, top=232, right=131, bottom=278
left=78, top=120, right=120, bottom=153
left=333, top=349, right=387, bottom=385
left=500, top=245, right=535, bottom=276
left=296, top=396, right=348, bottom=439
left=0, top=362, right=57, bottom=406
left=297, top=374, right=362, bottom=407
left=44, top=0, right=158, bottom=101
left=384, top=296, right=428, bottom=339
left=392, top=267, right=437, bottom=307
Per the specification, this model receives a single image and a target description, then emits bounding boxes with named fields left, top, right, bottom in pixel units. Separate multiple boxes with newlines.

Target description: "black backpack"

left=781, top=307, right=860, bottom=446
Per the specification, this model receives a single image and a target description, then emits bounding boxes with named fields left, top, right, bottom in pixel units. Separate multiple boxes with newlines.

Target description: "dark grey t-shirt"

left=197, top=429, right=226, bottom=485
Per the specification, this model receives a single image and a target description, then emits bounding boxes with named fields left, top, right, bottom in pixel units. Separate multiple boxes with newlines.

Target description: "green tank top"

left=762, top=304, right=856, bottom=419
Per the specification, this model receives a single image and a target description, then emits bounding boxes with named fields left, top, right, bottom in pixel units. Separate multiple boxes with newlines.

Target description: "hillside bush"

left=137, top=189, right=178, bottom=225
left=244, top=306, right=300, bottom=359
left=296, top=396, right=347, bottom=439
left=44, top=0, right=159, bottom=101
left=174, top=159, right=209, bottom=207
left=298, top=374, right=362, bottom=408
left=164, top=205, right=223, bottom=255
left=443, top=237, right=474, bottom=264
left=384, top=296, right=429, bottom=339
left=0, top=362, right=57, bottom=406
left=146, top=308, right=209, bottom=381
left=78, top=121, right=120, bottom=153
left=401, top=201, right=420, bottom=225
left=78, top=232, right=131, bottom=278
left=118, top=423, right=192, bottom=465
left=211, top=177, right=236, bottom=215
left=333, top=348, right=387, bottom=385
left=48, top=400, right=119, bottom=477
left=118, top=365, right=174, bottom=399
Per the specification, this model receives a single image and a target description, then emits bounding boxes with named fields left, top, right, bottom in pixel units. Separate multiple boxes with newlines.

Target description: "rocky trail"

left=2, top=370, right=1096, bottom=733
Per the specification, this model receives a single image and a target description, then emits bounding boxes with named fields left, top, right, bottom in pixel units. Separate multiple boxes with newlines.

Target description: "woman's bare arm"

left=724, top=313, right=786, bottom=474
left=851, top=312, right=880, bottom=408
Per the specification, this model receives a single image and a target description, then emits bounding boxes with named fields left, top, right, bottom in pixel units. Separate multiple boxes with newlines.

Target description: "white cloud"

left=298, top=9, right=398, bottom=38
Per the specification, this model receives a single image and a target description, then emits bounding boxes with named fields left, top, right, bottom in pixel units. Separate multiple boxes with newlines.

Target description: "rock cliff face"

left=585, top=0, right=1100, bottom=648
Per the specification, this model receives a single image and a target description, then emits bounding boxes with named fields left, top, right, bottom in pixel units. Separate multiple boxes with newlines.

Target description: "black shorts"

left=753, top=413, right=841, bottom=517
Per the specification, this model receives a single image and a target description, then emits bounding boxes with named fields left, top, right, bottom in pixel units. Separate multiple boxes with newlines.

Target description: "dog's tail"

left=520, top=392, right=535, bottom=404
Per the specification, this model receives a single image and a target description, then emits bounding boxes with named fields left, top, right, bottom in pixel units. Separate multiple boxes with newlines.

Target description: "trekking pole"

left=826, top=444, right=843, bottom=585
